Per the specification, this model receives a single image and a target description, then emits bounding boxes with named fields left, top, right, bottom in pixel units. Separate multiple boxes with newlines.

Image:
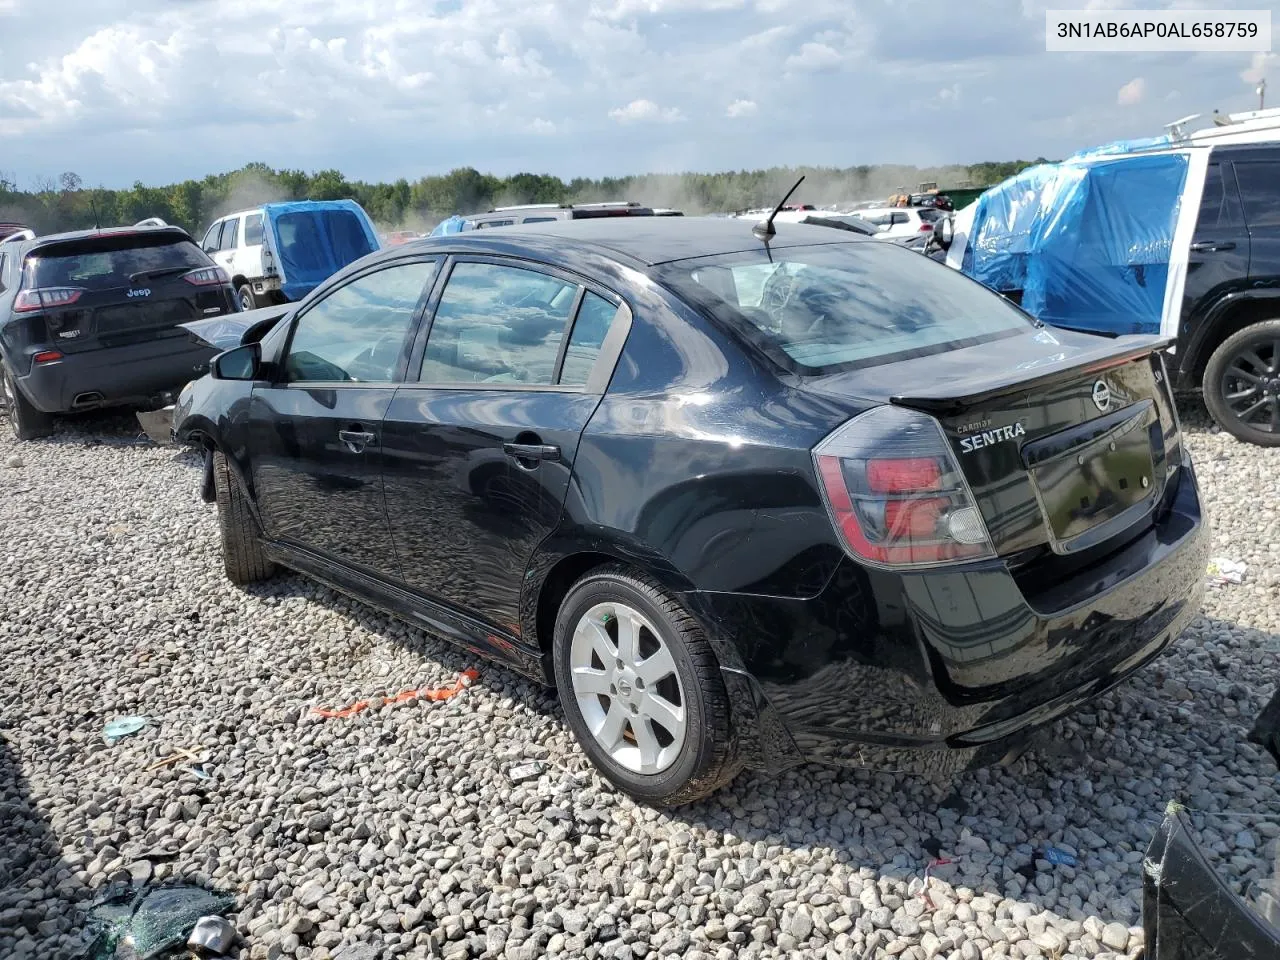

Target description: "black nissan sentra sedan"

left=173, top=217, right=1209, bottom=806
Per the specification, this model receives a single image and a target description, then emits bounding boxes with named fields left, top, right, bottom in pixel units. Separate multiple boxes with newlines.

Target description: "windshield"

left=23, top=237, right=209, bottom=289
left=655, top=241, right=1033, bottom=372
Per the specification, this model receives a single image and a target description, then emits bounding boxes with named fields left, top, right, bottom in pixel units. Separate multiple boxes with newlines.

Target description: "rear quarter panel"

left=525, top=274, right=864, bottom=610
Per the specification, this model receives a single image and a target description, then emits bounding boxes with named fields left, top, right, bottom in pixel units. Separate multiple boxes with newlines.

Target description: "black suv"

left=1170, top=145, right=1280, bottom=444
left=0, top=225, right=237, bottom=439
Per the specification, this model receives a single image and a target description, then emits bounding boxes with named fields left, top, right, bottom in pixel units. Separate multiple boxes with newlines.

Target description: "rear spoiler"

left=891, top=334, right=1172, bottom=415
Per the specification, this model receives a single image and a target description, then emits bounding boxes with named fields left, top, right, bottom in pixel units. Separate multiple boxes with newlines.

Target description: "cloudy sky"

left=0, top=0, right=1276, bottom=189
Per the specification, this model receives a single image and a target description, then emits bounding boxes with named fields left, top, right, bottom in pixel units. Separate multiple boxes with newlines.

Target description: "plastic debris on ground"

left=102, top=717, right=150, bottom=745
left=1207, top=557, right=1248, bottom=585
left=81, top=884, right=237, bottom=960
left=312, top=668, right=479, bottom=719
left=507, top=760, right=546, bottom=784
left=187, top=916, right=237, bottom=955
left=1042, top=845, right=1079, bottom=867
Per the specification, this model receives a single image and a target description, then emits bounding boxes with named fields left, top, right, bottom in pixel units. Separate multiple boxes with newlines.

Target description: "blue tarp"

left=429, top=215, right=469, bottom=237
left=264, top=200, right=380, bottom=302
left=960, top=151, right=1188, bottom=336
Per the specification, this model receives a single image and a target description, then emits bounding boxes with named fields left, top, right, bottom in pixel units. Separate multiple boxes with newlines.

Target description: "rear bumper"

left=690, top=461, right=1209, bottom=774
left=14, top=337, right=216, bottom=414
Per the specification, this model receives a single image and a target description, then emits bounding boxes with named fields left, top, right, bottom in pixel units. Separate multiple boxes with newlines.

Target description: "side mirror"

left=212, top=342, right=261, bottom=381
left=934, top=217, right=955, bottom=250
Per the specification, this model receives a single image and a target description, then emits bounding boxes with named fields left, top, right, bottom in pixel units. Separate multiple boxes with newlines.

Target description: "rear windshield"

left=22, top=235, right=209, bottom=289
left=655, top=241, right=1032, bottom=373
left=917, top=208, right=942, bottom=223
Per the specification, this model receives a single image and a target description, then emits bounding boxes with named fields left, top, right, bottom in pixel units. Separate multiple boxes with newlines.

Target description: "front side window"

left=420, top=261, right=579, bottom=385
left=283, top=260, right=436, bottom=383
left=657, top=242, right=1033, bottom=372
left=202, top=223, right=221, bottom=252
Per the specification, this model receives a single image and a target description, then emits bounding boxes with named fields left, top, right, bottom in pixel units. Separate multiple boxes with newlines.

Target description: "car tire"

left=211, top=450, right=276, bottom=584
left=552, top=565, right=742, bottom=806
left=1, top=363, right=54, bottom=441
left=237, top=285, right=258, bottom=311
left=1203, top=319, right=1280, bottom=447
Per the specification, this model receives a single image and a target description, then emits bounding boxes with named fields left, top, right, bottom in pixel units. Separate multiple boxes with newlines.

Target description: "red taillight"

left=813, top=406, right=995, bottom=568
left=14, top=287, right=84, bottom=312
left=867, top=457, right=942, bottom=493
left=33, top=351, right=63, bottom=363
left=919, top=223, right=933, bottom=232
left=183, top=267, right=228, bottom=287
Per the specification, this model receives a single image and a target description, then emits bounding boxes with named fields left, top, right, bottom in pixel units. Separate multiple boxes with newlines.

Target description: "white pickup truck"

left=199, top=200, right=381, bottom=310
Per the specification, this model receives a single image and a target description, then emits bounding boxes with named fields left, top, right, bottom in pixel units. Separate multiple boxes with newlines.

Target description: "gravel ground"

left=1, top=404, right=1279, bottom=960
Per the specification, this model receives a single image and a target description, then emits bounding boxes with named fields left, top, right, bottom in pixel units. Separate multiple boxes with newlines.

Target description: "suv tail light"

left=183, top=267, right=228, bottom=287
left=14, top=287, right=84, bottom=312
left=813, top=405, right=995, bottom=568
left=919, top=223, right=933, bottom=232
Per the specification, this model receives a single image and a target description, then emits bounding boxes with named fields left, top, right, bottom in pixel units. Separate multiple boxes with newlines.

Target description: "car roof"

left=397, top=216, right=866, bottom=267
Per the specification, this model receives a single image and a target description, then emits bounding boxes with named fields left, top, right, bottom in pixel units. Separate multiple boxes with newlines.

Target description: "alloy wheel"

left=568, top=601, right=687, bottom=775
left=1221, top=338, right=1280, bottom=434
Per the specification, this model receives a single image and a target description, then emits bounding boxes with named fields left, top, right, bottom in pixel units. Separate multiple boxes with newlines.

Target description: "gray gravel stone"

left=0, top=406, right=1276, bottom=960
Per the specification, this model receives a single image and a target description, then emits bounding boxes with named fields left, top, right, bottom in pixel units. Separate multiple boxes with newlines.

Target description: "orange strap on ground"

left=312, top=668, right=479, bottom=719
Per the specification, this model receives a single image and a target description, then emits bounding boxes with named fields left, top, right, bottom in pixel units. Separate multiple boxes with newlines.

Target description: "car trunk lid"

left=806, top=331, right=1182, bottom=559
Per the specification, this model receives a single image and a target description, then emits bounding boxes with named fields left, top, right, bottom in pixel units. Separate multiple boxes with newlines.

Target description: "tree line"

left=0, top=159, right=1046, bottom=238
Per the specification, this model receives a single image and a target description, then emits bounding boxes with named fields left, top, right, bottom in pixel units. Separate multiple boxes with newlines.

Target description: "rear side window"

left=476, top=219, right=514, bottom=229
left=1196, top=163, right=1246, bottom=232
left=244, top=214, right=264, bottom=246
left=656, top=242, right=1032, bottom=372
left=522, top=217, right=558, bottom=223
left=1230, top=161, right=1280, bottom=228
left=22, top=237, right=211, bottom=290
left=559, top=292, right=618, bottom=386
left=420, top=261, right=578, bottom=385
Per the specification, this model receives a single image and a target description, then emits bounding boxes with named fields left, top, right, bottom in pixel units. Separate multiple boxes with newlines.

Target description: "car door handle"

left=503, top=442, right=561, bottom=462
left=338, top=429, right=376, bottom=453
left=1190, top=240, right=1236, bottom=252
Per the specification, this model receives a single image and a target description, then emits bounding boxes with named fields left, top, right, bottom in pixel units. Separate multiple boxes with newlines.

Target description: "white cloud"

left=784, top=41, right=842, bottom=72
left=1117, top=77, right=1145, bottom=106
left=608, top=98, right=684, bottom=123
left=0, top=0, right=1270, bottom=189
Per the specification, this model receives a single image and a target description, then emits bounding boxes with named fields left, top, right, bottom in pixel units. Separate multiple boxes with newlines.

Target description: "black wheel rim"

left=1221, top=337, right=1280, bottom=433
